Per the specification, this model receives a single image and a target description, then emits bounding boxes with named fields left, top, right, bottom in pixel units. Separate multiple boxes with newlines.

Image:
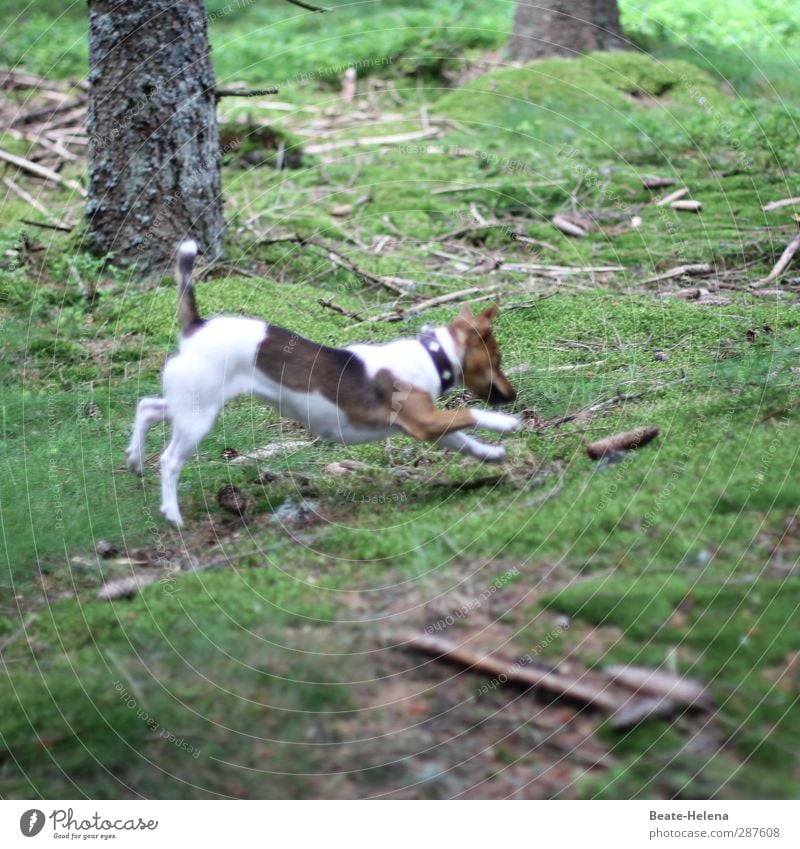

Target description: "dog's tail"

left=176, top=239, right=202, bottom=335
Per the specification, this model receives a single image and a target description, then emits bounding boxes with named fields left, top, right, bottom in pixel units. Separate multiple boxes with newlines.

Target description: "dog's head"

left=448, top=302, right=516, bottom=406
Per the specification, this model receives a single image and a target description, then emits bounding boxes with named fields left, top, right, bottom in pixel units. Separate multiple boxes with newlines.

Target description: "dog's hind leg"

left=158, top=407, right=219, bottom=527
left=126, top=397, right=168, bottom=474
left=438, top=430, right=506, bottom=462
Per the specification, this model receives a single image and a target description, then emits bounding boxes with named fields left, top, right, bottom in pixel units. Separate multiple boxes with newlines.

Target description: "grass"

left=1, top=1, right=800, bottom=800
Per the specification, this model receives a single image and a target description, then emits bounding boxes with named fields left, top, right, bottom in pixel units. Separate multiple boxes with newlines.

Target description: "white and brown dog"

left=127, top=240, right=519, bottom=526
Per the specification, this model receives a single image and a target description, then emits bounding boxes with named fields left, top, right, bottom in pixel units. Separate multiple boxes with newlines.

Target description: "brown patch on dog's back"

left=256, top=325, right=394, bottom=427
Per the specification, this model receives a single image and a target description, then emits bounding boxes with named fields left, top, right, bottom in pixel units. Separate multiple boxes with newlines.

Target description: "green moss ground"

left=1, top=6, right=799, bottom=799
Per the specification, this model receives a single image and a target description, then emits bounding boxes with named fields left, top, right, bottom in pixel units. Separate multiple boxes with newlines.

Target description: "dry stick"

left=585, top=426, right=660, bottom=460
left=437, top=219, right=504, bottom=241
left=503, top=262, right=624, bottom=274
left=283, top=0, right=330, bottom=11
left=402, top=631, right=627, bottom=712
left=655, top=187, right=689, bottom=207
left=430, top=180, right=565, bottom=196
left=10, top=95, right=87, bottom=126
left=312, top=242, right=414, bottom=295
left=469, top=201, right=488, bottom=226
left=253, top=232, right=416, bottom=294
left=514, top=234, right=559, bottom=253
left=216, top=87, right=279, bottom=99
left=551, top=214, right=587, bottom=237
left=642, top=176, right=677, bottom=189
left=604, top=665, right=713, bottom=711
left=2, top=175, right=64, bottom=223
left=638, top=263, right=714, bottom=285
left=20, top=218, right=73, bottom=233
left=752, top=232, right=800, bottom=287
left=351, top=285, right=501, bottom=326
left=318, top=297, right=365, bottom=322
left=38, top=106, right=87, bottom=133
left=304, top=125, right=440, bottom=154
left=1, top=68, right=62, bottom=90
left=3, top=126, right=80, bottom=161
left=762, top=197, right=800, bottom=212
left=757, top=398, right=800, bottom=425
left=0, top=147, right=86, bottom=196
left=670, top=199, right=702, bottom=213
left=0, top=612, right=37, bottom=655
left=539, top=379, right=686, bottom=430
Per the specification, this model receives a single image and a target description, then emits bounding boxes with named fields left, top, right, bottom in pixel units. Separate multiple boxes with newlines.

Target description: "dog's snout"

left=487, top=384, right=516, bottom=406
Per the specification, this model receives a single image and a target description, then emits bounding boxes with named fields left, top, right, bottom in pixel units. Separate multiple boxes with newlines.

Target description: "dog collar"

left=420, top=329, right=456, bottom=393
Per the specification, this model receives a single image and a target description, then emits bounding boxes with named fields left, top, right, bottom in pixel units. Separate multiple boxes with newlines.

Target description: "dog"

left=126, top=240, right=519, bottom=526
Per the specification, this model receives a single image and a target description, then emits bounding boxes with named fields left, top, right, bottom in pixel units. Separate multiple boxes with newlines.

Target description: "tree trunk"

left=508, top=1, right=626, bottom=61
left=86, top=0, right=224, bottom=275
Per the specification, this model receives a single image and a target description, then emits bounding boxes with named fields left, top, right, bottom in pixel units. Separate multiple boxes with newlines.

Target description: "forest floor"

left=1, top=4, right=799, bottom=799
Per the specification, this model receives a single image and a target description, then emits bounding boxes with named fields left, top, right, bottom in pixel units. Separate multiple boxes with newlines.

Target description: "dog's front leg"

left=470, top=408, right=520, bottom=433
left=391, top=385, right=517, bottom=443
left=438, top=431, right=506, bottom=462
left=126, top=397, right=168, bottom=474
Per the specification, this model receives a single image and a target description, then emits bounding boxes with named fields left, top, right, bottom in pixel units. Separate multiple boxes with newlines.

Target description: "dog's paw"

left=160, top=503, right=184, bottom=527
left=478, top=444, right=506, bottom=462
left=472, top=410, right=520, bottom=433
left=126, top=448, right=143, bottom=475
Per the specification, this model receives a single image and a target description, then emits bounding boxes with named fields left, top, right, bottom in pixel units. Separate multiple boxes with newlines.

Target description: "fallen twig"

left=657, top=287, right=731, bottom=305
left=670, top=199, right=702, bottom=213
left=11, top=96, right=87, bottom=126
left=752, top=232, right=800, bottom=287
left=551, top=214, right=587, bottom=238
left=642, top=176, right=677, bottom=190
left=401, top=632, right=713, bottom=728
left=638, top=263, right=714, bottom=285
left=19, top=218, right=73, bottom=232
left=283, top=0, right=330, bottom=10
left=216, top=87, right=279, bottom=99
left=762, top=197, right=800, bottom=212
left=0, top=612, right=37, bottom=655
left=537, top=379, right=687, bottom=430
left=655, top=187, right=689, bottom=207
left=97, top=572, right=162, bottom=602
left=353, top=284, right=501, bottom=325
left=4, top=126, right=80, bottom=161
left=403, top=631, right=626, bottom=711
left=0, top=147, right=86, bottom=196
left=513, top=234, right=559, bottom=252
left=604, top=665, right=714, bottom=712
left=304, top=126, right=439, bottom=155
left=318, top=297, right=365, bottom=322
left=503, top=262, right=623, bottom=275
left=3, top=175, right=67, bottom=224
left=585, top=426, right=660, bottom=460
left=757, top=398, right=800, bottom=424
left=430, top=180, right=565, bottom=196
left=253, top=232, right=418, bottom=294
left=313, top=241, right=415, bottom=295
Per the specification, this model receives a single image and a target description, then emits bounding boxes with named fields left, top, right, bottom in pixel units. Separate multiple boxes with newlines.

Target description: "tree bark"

left=86, top=0, right=224, bottom=275
left=508, top=0, right=627, bottom=61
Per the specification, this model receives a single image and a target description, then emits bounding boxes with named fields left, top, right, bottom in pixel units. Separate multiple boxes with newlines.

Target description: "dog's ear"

left=472, top=300, right=499, bottom=337
left=479, top=300, right=499, bottom=324
left=449, top=304, right=475, bottom=346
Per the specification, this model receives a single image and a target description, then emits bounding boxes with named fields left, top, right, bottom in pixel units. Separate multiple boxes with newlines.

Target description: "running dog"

left=126, top=241, right=519, bottom=526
